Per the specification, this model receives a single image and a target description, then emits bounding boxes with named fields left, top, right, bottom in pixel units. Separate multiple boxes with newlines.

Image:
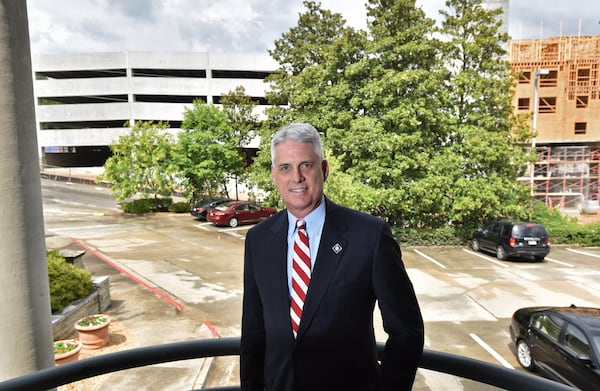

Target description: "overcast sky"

left=26, top=0, right=600, bottom=55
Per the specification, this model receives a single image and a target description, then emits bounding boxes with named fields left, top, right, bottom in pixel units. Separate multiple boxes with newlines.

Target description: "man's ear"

left=322, top=159, right=329, bottom=181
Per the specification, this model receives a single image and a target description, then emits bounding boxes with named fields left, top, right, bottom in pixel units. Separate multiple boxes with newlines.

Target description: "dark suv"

left=472, top=220, right=551, bottom=261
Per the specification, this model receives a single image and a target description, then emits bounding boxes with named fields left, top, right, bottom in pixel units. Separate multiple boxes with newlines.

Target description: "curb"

left=193, top=321, right=221, bottom=389
left=68, top=237, right=184, bottom=312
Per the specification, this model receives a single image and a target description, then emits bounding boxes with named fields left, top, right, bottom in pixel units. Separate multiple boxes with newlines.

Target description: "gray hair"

left=270, top=123, right=324, bottom=163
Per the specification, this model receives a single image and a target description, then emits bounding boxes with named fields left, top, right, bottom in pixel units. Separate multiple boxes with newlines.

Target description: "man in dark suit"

left=241, top=123, right=424, bottom=391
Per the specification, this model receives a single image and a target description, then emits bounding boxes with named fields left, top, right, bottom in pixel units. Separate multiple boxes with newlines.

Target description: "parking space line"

left=414, top=249, right=447, bottom=269
left=462, top=249, right=510, bottom=268
left=469, top=333, right=514, bottom=369
left=221, top=226, right=250, bottom=232
left=545, top=257, right=574, bottom=267
left=50, top=224, right=113, bottom=232
left=226, top=231, right=246, bottom=239
left=194, top=222, right=248, bottom=239
left=567, top=248, right=600, bottom=259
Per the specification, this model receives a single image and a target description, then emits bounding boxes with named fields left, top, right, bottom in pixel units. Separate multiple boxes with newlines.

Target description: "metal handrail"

left=0, top=337, right=575, bottom=391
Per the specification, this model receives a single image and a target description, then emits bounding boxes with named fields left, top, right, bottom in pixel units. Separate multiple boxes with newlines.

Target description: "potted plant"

left=54, top=339, right=82, bottom=365
left=75, top=314, right=111, bottom=349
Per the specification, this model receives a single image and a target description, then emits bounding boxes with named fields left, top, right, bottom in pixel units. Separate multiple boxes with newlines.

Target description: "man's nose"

left=292, top=167, right=304, bottom=182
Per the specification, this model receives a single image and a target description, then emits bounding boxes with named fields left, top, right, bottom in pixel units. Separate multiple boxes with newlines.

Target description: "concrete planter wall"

left=52, top=276, right=111, bottom=340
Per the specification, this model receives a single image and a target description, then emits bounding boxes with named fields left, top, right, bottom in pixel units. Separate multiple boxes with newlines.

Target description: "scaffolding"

left=509, top=35, right=600, bottom=65
left=510, top=35, right=600, bottom=101
left=520, top=145, right=600, bottom=211
left=510, top=36, right=600, bottom=213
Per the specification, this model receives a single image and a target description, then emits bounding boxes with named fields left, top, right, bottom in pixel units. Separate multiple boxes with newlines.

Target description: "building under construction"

left=509, top=35, right=600, bottom=212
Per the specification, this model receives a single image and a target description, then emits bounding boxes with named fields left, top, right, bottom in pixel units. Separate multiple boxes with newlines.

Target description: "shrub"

left=121, top=198, right=154, bottom=213
left=121, top=197, right=175, bottom=213
left=393, top=226, right=466, bottom=247
left=169, top=201, right=190, bottom=213
left=152, top=197, right=173, bottom=211
left=47, top=251, right=94, bottom=313
left=389, top=201, right=600, bottom=246
left=532, top=202, right=600, bottom=246
left=580, top=222, right=600, bottom=246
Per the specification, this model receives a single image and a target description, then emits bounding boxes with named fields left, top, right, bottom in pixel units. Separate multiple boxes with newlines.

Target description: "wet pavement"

left=40, top=176, right=600, bottom=390
left=47, top=234, right=228, bottom=390
left=42, top=176, right=243, bottom=390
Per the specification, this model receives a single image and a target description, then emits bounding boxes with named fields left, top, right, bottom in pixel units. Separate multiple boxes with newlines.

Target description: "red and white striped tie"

left=290, top=219, right=310, bottom=338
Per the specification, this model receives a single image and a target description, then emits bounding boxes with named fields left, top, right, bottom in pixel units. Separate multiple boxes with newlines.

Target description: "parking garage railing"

left=0, top=337, right=575, bottom=391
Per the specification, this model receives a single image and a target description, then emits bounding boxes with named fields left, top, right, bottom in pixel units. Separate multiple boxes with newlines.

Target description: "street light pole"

left=530, top=69, right=550, bottom=197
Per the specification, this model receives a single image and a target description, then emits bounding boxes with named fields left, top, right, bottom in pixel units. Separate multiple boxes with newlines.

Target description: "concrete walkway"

left=47, top=235, right=224, bottom=391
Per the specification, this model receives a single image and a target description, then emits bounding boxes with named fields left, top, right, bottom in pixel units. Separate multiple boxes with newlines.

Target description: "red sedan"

left=207, top=201, right=277, bottom=227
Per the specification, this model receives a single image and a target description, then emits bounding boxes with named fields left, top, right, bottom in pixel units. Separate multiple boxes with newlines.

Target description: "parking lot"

left=42, top=179, right=600, bottom=389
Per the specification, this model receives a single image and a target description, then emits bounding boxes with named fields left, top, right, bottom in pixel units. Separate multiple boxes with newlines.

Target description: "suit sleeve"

left=372, top=222, right=424, bottom=391
left=240, top=232, right=266, bottom=391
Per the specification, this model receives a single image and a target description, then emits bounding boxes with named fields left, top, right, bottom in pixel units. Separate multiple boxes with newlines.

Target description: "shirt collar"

left=287, top=196, right=326, bottom=234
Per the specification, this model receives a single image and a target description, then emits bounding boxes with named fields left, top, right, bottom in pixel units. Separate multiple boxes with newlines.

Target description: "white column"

left=0, top=0, right=55, bottom=380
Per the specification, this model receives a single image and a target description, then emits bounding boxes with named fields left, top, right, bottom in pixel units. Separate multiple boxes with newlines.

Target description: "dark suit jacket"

left=241, top=198, right=424, bottom=391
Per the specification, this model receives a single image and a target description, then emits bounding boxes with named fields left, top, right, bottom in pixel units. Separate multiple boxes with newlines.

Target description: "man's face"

left=271, top=140, right=329, bottom=218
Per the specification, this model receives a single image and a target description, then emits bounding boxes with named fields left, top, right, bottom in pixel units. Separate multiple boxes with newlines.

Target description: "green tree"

left=258, top=0, right=446, bottom=225
left=436, top=0, right=531, bottom=227
left=251, top=0, right=367, bottom=207
left=326, top=0, right=444, bottom=226
left=255, top=0, right=529, bottom=230
left=265, top=0, right=368, bottom=134
left=100, top=121, right=177, bottom=201
left=176, top=100, right=245, bottom=199
left=220, top=86, right=261, bottom=200
left=220, top=86, right=258, bottom=145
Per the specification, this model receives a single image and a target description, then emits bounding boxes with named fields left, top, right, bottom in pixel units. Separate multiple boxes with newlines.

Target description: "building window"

left=35, top=69, right=126, bottom=80
left=132, top=69, right=206, bottom=78
left=134, top=94, right=206, bottom=104
left=518, top=98, right=530, bottom=110
left=539, top=70, right=558, bottom=87
left=539, top=97, right=556, bottom=113
left=211, top=70, right=273, bottom=79
left=38, top=95, right=128, bottom=105
left=577, top=68, right=590, bottom=83
left=576, top=96, right=589, bottom=108
left=519, top=71, right=531, bottom=84
left=574, top=122, right=587, bottom=134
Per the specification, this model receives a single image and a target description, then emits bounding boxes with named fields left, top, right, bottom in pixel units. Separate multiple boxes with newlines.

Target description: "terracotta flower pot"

left=54, top=339, right=82, bottom=365
left=75, top=314, right=111, bottom=349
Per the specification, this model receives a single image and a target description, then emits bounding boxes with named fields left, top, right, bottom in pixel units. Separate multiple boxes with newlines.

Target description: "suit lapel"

left=296, top=200, right=348, bottom=339
left=267, top=213, right=293, bottom=330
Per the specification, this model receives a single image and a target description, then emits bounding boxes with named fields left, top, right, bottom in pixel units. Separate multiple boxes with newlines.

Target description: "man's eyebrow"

left=277, top=160, right=315, bottom=167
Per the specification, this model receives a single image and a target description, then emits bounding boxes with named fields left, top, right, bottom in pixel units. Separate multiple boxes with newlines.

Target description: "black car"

left=510, top=305, right=600, bottom=390
left=190, top=198, right=232, bottom=220
left=472, top=220, right=550, bottom=261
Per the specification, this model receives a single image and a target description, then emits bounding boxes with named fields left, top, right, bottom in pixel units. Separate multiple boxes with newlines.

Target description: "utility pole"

left=0, top=0, right=55, bottom=380
left=530, top=69, right=549, bottom=198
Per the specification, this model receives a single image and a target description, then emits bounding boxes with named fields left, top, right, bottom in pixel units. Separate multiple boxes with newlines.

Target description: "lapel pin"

left=332, top=243, right=343, bottom=254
